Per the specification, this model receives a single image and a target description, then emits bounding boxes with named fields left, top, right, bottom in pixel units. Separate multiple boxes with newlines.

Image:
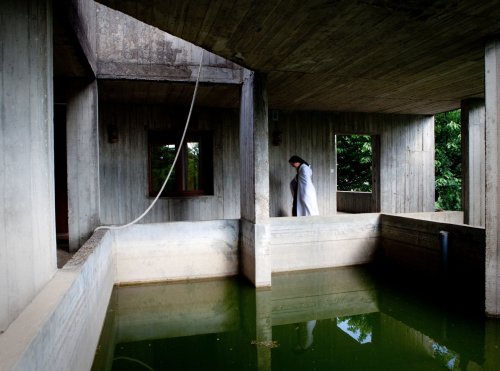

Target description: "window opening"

left=336, top=134, right=372, bottom=192
left=435, top=109, right=461, bottom=211
left=149, top=131, right=213, bottom=197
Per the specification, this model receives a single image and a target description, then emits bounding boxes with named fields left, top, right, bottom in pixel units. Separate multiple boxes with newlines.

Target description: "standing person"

left=289, top=155, right=319, bottom=216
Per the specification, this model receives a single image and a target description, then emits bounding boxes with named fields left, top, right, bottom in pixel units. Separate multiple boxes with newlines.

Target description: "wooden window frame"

left=148, top=131, right=214, bottom=197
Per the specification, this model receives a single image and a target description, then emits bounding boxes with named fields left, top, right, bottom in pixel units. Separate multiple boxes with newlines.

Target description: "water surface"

left=93, top=265, right=500, bottom=370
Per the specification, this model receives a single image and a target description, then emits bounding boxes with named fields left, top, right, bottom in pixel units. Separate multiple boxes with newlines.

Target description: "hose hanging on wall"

left=95, top=50, right=204, bottom=232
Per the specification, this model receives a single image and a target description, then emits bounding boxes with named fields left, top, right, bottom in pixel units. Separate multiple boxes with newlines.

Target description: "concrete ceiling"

left=96, top=0, right=500, bottom=114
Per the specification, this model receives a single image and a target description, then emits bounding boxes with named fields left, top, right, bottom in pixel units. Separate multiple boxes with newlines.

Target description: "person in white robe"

left=289, top=155, right=319, bottom=216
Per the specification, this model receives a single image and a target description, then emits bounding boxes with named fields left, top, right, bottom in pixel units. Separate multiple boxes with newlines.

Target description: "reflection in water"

left=294, top=320, right=317, bottom=351
left=337, top=314, right=372, bottom=344
left=92, top=266, right=500, bottom=371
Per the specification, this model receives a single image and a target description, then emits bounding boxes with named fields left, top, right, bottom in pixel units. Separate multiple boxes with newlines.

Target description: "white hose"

left=95, top=50, right=204, bottom=232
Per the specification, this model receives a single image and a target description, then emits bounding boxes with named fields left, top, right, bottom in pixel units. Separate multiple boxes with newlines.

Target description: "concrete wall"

left=96, top=3, right=242, bottom=83
left=99, top=104, right=240, bottom=224
left=380, top=214, right=485, bottom=281
left=112, top=220, right=240, bottom=284
left=0, top=231, right=114, bottom=371
left=269, top=111, right=435, bottom=217
left=337, top=191, right=373, bottom=213
left=0, top=0, right=56, bottom=332
left=270, top=214, right=381, bottom=272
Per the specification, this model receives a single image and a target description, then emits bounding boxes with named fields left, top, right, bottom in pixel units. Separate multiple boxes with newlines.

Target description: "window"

left=336, top=134, right=373, bottom=192
left=148, top=131, right=213, bottom=197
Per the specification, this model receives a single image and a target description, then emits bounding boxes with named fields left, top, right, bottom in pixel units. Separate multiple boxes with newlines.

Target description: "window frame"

left=148, top=130, right=214, bottom=198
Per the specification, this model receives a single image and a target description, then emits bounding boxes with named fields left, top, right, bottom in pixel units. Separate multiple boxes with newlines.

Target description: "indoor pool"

left=92, top=265, right=500, bottom=370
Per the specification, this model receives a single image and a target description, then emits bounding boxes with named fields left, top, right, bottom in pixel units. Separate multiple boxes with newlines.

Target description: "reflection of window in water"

left=336, top=314, right=373, bottom=344
left=432, top=342, right=460, bottom=370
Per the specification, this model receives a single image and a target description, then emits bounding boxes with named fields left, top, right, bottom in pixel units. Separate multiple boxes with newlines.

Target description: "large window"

left=148, top=131, right=213, bottom=197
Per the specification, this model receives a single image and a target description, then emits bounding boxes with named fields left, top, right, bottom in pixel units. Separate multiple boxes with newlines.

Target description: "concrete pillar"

left=239, top=70, right=271, bottom=287
left=0, top=0, right=56, bottom=332
left=67, top=79, right=100, bottom=251
left=461, top=99, right=485, bottom=227
left=485, top=40, right=500, bottom=316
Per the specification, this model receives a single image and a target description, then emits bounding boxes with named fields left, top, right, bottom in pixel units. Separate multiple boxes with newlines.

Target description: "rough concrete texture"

left=240, top=220, right=272, bottom=287
left=271, top=214, right=381, bottom=273
left=0, top=230, right=113, bottom=371
left=67, top=80, right=100, bottom=251
left=0, top=0, right=56, bottom=333
left=485, top=40, right=500, bottom=316
left=112, top=220, right=240, bottom=284
left=96, top=4, right=242, bottom=83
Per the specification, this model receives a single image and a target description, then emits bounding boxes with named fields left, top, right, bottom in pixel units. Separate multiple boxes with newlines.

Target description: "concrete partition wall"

left=269, top=111, right=435, bottom=217
left=0, top=0, right=56, bottom=332
left=271, top=214, right=381, bottom=272
left=380, top=214, right=485, bottom=281
left=112, top=220, right=240, bottom=284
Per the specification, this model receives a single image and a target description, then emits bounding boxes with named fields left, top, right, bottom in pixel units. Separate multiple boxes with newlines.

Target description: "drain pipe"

left=439, top=230, right=449, bottom=276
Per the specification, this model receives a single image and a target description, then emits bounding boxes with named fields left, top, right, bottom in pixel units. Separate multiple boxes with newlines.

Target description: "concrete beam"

left=461, top=99, right=486, bottom=227
left=67, top=79, right=100, bottom=251
left=97, top=63, right=244, bottom=84
left=95, top=3, right=243, bottom=84
left=485, top=40, right=500, bottom=316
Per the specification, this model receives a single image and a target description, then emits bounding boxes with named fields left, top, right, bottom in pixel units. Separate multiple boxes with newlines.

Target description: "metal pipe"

left=439, top=230, right=449, bottom=275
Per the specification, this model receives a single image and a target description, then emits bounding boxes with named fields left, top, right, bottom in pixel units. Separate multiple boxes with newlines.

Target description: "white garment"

left=291, top=164, right=319, bottom=216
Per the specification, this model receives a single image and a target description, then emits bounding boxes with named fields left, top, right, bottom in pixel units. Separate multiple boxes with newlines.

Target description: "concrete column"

left=485, top=40, right=500, bottom=316
left=0, top=0, right=56, bottom=332
left=67, top=79, right=100, bottom=251
left=240, top=70, right=271, bottom=287
left=461, top=99, right=485, bottom=227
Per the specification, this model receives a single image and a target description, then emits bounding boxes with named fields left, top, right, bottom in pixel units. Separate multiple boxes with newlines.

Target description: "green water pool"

left=92, top=265, right=500, bottom=371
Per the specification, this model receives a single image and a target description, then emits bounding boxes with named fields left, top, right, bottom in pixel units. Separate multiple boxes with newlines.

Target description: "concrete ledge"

left=385, top=211, right=464, bottom=224
left=0, top=231, right=114, bottom=371
left=112, top=220, right=240, bottom=284
left=270, top=214, right=381, bottom=272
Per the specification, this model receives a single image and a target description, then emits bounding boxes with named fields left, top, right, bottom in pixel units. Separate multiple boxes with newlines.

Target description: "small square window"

left=148, top=131, right=213, bottom=197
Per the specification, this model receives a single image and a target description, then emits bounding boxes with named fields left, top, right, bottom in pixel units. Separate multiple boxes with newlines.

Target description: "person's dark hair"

left=288, top=155, right=309, bottom=166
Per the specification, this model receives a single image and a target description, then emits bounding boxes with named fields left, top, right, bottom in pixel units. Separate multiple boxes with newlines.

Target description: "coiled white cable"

left=95, top=50, right=204, bottom=232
